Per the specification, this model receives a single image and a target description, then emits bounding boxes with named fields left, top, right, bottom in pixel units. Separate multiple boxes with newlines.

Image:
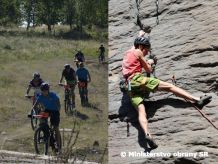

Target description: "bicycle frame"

left=59, top=84, right=74, bottom=114
left=64, top=84, right=72, bottom=100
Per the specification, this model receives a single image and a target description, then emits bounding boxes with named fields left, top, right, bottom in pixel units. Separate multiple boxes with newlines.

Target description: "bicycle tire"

left=50, top=131, right=62, bottom=154
left=64, top=99, right=68, bottom=114
left=31, top=108, right=38, bottom=130
left=34, top=125, right=49, bottom=155
left=80, top=88, right=87, bottom=106
left=68, top=99, right=72, bottom=113
left=64, top=91, right=71, bottom=114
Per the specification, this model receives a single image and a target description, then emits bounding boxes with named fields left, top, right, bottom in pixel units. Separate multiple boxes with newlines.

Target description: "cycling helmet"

left=64, top=64, right=70, bottom=69
left=40, top=82, right=50, bottom=91
left=33, top=72, right=40, bottom=79
left=134, top=37, right=151, bottom=48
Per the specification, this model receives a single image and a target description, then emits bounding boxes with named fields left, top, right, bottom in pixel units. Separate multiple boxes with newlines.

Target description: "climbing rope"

left=156, top=0, right=159, bottom=25
left=172, top=75, right=218, bottom=131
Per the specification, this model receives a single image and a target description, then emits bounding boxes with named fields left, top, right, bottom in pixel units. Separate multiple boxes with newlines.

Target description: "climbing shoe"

left=145, top=134, right=158, bottom=149
left=195, top=95, right=212, bottom=109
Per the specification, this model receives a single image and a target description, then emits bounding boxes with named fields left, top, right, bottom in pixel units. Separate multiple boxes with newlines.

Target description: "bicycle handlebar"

left=33, top=112, right=50, bottom=119
left=25, top=95, right=34, bottom=99
left=58, top=83, right=71, bottom=89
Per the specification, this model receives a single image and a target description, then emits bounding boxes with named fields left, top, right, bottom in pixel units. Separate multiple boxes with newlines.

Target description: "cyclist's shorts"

left=47, top=111, right=60, bottom=127
left=78, top=81, right=87, bottom=88
left=130, top=73, right=160, bottom=109
left=66, top=80, right=76, bottom=87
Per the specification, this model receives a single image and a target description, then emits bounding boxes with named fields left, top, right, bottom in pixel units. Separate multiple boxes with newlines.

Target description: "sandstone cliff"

left=109, top=0, right=218, bottom=163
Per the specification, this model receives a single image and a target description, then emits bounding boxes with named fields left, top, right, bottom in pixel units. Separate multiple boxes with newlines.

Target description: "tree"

left=95, top=0, right=108, bottom=27
left=0, top=0, right=108, bottom=31
left=62, top=0, right=76, bottom=30
left=35, top=0, right=63, bottom=32
left=0, top=0, right=21, bottom=26
left=20, top=0, right=36, bottom=30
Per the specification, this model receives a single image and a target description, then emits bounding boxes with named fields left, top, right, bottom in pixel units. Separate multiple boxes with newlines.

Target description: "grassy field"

left=0, top=27, right=108, bottom=163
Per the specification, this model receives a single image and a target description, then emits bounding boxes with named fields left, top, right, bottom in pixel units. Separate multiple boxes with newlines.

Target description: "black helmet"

left=40, top=82, right=49, bottom=91
left=33, top=72, right=40, bottom=79
left=64, top=64, right=70, bottom=69
left=134, top=37, right=151, bottom=48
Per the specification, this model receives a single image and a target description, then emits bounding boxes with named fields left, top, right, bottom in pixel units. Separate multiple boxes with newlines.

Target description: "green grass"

left=0, top=27, right=108, bottom=163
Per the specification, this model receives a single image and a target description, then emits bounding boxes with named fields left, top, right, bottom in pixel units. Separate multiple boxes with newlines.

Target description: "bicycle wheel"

left=34, top=126, right=49, bottom=155
left=68, top=99, right=73, bottom=113
left=31, top=108, right=38, bottom=130
left=99, top=55, right=103, bottom=63
left=65, top=98, right=72, bottom=114
left=80, top=88, right=86, bottom=106
left=50, top=130, right=62, bottom=154
left=64, top=99, right=68, bottom=114
left=64, top=91, right=71, bottom=114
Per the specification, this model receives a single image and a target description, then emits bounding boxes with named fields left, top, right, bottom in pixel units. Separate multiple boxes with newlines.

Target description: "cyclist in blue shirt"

left=36, top=82, right=61, bottom=149
left=76, top=62, right=91, bottom=106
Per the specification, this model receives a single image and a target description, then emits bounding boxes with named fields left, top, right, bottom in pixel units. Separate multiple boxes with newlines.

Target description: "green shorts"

left=130, top=73, right=160, bottom=109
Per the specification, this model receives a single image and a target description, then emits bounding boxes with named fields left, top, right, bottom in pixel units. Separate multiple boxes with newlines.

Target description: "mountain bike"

left=34, top=112, right=62, bottom=155
left=98, top=52, right=105, bottom=64
left=25, top=95, right=41, bottom=130
left=59, top=84, right=75, bottom=114
left=78, top=81, right=88, bottom=106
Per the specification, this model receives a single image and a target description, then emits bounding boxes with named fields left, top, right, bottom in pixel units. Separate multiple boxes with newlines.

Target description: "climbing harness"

left=172, top=75, right=218, bottom=130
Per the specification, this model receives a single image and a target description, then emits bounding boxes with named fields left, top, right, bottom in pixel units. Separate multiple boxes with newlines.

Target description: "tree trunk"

left=26, top=1, right=32, bottom=31
left=48, top=24, right=51, bottom=32
left=70, top=22, right=72, bottom=30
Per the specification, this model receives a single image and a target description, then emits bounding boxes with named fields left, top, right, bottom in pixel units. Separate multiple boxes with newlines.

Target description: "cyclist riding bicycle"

left=74, top=50, right=85, bottom=68
left=98, top=44, right=105, bottom=63
left=25, top=72, right=44, bottom=112
left=36, top=82, right=61, bottom=152
left=59, top=64, right=77, bottom=108
left=25, top=72, right=44, bottom=101
left=76, top=62, right=91, bottom=106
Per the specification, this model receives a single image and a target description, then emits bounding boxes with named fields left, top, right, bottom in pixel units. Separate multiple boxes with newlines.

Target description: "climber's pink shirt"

left=122, top=48, right=142, bottom=78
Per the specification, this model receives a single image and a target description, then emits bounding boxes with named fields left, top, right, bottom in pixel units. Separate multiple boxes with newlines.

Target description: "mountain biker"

left=74, top=50, right=85, bottom=68
left=98, top=44, right=105, bottom=63
left=122, top=34, right=212, bottom=149
left=25, top=72, right=44, bottom=104
left=36, top=82, right=61, bottom=151
left=59, top=64, right=77, bottom=108
left=76, top=62, right=91, bottom=106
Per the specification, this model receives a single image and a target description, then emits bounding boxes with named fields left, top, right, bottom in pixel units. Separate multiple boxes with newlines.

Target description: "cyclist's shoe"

left=145, top=134, right=158, bottom=149
left=194, top=95, right=212, bottom=109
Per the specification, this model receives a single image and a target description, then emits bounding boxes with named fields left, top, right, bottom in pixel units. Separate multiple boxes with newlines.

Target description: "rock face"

left=109, top=0, right=218, bottom=163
